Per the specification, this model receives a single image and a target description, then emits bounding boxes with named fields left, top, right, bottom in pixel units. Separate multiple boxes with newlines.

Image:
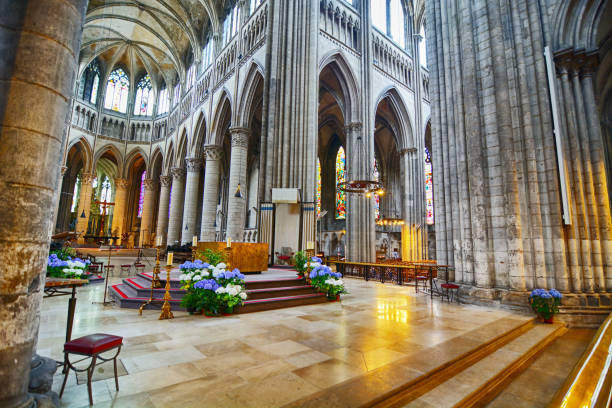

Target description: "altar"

left=195, top=242, right=268, bottom=273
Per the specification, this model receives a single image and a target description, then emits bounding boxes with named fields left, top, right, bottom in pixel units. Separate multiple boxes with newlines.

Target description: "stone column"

left=75, top=172, right=95, bottom=243
left=181, top=158, right=202, bottom=244
left=111, top=178, right=129, bottom=243
left=200, top=146, right=223, bottom=241
left=166, top=167, right=186, bottom=245
left=139, top=179, right=156, bottom=246
left=345, top=122, right=376, bottom=262
left=226, top=128, right=249, bottom=242
left=0, top=1, right=87, bottom=406
left=156, top=175, right=172, bottom=245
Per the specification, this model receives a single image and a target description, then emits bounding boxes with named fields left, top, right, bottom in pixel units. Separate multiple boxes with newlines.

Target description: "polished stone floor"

left=38, top=273, right=533, bottom=407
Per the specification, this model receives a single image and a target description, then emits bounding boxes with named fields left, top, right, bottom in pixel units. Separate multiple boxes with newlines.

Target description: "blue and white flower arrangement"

left=179, top=251, right=247, bottom=315
left=47, top=253, right=89, bottom=279
left=529, top=288, right=562, bottom=322
left=308, top=258, right=346, bottom=300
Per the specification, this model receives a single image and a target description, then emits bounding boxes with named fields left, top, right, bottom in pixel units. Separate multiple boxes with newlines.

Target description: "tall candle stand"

left=138, top=246, right=162, bottom=315
left=159, top=261, right=174, bottom=320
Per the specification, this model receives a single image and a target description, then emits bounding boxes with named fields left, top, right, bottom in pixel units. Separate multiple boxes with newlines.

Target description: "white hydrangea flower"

left=239, top=292, right=247, bottom=300
left=215, top=287, right=226, bottom=294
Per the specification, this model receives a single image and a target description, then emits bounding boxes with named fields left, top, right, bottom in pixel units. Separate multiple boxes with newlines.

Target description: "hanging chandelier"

left=336, top=135, right=383, bottom=195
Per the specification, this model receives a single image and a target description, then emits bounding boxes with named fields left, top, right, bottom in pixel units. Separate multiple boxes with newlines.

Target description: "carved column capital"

left=230, top=127, right=249, bottom=148
left=204, top=145, right=224, bottom=161
left=186, top=157, right=203, bottom=172
left=345, top=122, right=363, bottom=133
left=114, top=178, right=129, bottom=190
left=400, top=147, right=417, bottom=156
left=143, top=178, right=157, bottom=191
left=159, top=175, right=172, bottom=187
left=81, top=172, right=96, bottom=185
left=170, top=167, right=186, bottom=180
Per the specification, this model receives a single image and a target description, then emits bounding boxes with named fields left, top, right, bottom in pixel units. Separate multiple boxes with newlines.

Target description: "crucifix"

left=95, top=199, right=115, bottom=237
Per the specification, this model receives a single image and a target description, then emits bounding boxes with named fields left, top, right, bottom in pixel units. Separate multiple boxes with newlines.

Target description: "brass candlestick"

left=138, top=246, right=162, bottom=316
left=159, top=264, right=174, bottom=320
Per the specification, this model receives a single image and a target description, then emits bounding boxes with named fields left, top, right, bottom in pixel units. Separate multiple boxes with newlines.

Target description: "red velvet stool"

left=60, top=333, right=123, bottom=406
left=415, top=275, right=429, bottom=293
left=134, top=263, right=145, bottom=274
left=441, top=283, right=460, bottom=302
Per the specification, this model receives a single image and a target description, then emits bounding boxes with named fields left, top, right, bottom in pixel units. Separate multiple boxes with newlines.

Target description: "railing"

left=193, top=68, right=213, bottom=108
left=422, top=69, right=430, bottom=100
left=330, top=260, right=445, bottom=286
left=550, top=312, right=612, bottom=406
left=372, top=29, right=413, bottom=88
left=99, top=114, right=127, bottom=140
left=242, top=2, right=268, bottom=58
left=319, top=0, right=361, bottom=52
left=72, top=103, right=97, bottom=133
left=128, top=120, right=152, bottom=142
left=216, top=36, right=238, bottom=86
left=152, top=118, right=168, bottom=141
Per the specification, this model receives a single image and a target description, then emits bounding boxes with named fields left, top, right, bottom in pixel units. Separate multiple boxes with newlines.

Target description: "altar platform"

left=109, top=268, right=327, bottom=313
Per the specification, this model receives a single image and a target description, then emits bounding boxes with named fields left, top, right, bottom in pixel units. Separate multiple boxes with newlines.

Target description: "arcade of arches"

left=2, top=0, right=612, bottom=407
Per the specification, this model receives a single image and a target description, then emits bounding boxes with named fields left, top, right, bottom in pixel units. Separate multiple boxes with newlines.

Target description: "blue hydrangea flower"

left=311, top=257, right=322, bottom=263
left=194, top=279, right=219, bottom=291
left=549, top=289, right=562, bottom=299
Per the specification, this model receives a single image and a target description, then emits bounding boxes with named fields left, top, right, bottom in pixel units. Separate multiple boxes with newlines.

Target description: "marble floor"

left=38, top=274, right=534, bottom=408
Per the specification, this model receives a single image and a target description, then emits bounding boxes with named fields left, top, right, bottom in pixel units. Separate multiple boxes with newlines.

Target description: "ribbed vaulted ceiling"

left=80, top=0, right=226, bottom=86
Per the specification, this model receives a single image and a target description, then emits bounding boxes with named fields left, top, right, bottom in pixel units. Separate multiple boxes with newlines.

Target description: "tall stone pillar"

left=181, top=158, right=202, bottom=244
left=226, top=128, right=249, bottom=242
left=156, top=175, right=172, bottom=245
left=200, top=146, right=223, bottom=241
left=111, top=178, right=128, bottom=243
left=345, top=123, right=376, bottom=262
left=167, top=167, right=186, bottom=245
left=75, top=172, right=95, bottom=243
left=0, top=1, right=87, bottom=406
left=139, top=179, right=156, bottom=247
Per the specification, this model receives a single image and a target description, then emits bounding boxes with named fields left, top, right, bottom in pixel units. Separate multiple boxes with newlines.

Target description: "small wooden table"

left=44, top=278, right=88, bottom=344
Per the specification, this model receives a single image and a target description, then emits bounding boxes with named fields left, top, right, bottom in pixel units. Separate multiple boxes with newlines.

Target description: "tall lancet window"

left=137, top=171, right=146, bottom=218
left=316, top=158, right=322, bottom=216
left=81, top=59, right=100, bottom=104
left=99, top=176, right=112, bottom=213
left=425, top=147, right=434, bottom=224
left=134, top=74, right=154, bottom=116
left=158, top=83, right=169, bottom=115
left=71, top=175, right=80, bottom=213
left=104, top=68, right=130, bottom=113
left=372, top=0, right=407, bottom=49
left=335, top=147, right=346, bottom=219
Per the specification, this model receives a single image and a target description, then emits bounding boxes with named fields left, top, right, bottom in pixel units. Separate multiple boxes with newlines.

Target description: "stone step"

left=402, top=322, right=567, bottom=407
left=284, top=317, right=543, bottom=408
left=235, top=292, right=329, bottom=314
left=246, top=285, right=318, bottom=300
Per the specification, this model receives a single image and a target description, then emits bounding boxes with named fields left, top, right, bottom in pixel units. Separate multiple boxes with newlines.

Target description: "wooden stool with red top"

left=59, top=333, right=123, bottom=406
left=440, top=283, right=460, bottom=302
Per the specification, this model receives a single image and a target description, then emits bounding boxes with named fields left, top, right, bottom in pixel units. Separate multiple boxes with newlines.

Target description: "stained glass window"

left=316, top=158, right=322, bottom=216
left=81, top=59, right=100, bottom=104
left=158, top=84, right=169, bottom=115
left=134, top=74, right=154, bottom=116
left=202, top=40, right=213, bottom=70
left=372, top=0, right=407, bottom=50
left=425, top=148, right=434, bottom=225
left=99, top=176, right=112, bottom=214
left=137, top=171, right=146, bottom=218
left=168, top=183, right=172, bottom=218
left=373, top=159, right=380, bottom=220
left=335, top=147, right=346, bottom=219
left=173, top=82, right=181, bottom=107
left=250, top=0, right=263, bottom=14
left=71, top=175, right=80, bottom=213
left=104, top=68, right=129, bottom=113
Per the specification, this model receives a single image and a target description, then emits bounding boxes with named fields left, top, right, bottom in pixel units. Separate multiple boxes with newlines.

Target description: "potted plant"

left=529, top=288, right=562, bottom=323
left=309, top=263, right=346, bottom=300
left=293, top=250, right=309, bottom=278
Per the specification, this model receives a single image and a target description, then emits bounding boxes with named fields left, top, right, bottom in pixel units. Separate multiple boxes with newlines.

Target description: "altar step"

left=109, top=273, right=328, bottom=313
left=285, top=318, right=568, bottom=408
